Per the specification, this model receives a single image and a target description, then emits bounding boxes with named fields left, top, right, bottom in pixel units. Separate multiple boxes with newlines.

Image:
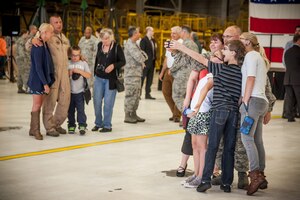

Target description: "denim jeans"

left=240, top=97, right=268, bottom=172
left=93, top=76, right=117, bottom=129
left=202, top=106, right=239, bottom=185
left=68, top=92, right=87, bottom=127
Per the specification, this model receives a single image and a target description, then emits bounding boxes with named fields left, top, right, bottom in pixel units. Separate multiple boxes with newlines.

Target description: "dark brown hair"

left=227, top=40, right=246, bottom=66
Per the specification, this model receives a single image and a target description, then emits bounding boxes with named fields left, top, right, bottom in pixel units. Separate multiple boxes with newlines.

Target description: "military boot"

left=238, top=172, right=249, bottom=189
left=132, top=111, right=145, bottom=122
left=124, top=112, right=137, bottom=124
left=29, top=111, right=43, bottom=140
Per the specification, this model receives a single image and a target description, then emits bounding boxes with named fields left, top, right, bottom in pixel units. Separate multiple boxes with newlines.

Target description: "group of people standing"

left=162, top=25, right=278, bottom=196
left=25, top=15, right=158, bottom=139
left=5, top=12, right=299, bottom=197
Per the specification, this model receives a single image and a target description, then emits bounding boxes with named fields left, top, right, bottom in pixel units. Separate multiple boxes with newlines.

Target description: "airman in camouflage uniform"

left=78, top=26, right=99, bottom=87
left=170, top=26, right=199, bottom=112
left=15, top=30, right=30, bottom=93
left=123, top=27, right=148, bottom=123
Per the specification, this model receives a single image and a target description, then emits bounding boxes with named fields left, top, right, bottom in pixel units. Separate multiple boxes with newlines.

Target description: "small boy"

left=68, top=46, right=91, bottom=135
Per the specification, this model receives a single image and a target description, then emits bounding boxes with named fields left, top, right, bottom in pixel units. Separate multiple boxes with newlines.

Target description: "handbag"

left=115, top=77, right=124, bottom=92
left=114, top=44, right=125, bottom=93
left=83, top=77, right=91, bottom=105
left=240, top=103, right=254, bottom=135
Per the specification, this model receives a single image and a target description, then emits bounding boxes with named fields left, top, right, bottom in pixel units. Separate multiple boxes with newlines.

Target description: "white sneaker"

left=184, top=176, right=202, bottom=188
left=180, top=174, right=196, bottom=185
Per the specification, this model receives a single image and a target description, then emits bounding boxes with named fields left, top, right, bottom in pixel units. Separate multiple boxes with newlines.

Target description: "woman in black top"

left=92, top=28, right=126, bottom=132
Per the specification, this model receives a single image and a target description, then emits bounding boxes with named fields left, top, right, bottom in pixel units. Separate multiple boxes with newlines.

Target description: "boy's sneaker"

left=196, top=181, right=212, bottom=192
left=184, top=176, right=202, bottom=188
left=79, top=126, right=86, bottom=135
left=180, top=174, right=196, bottom=185
left=68, top=126, right=75, bottom=134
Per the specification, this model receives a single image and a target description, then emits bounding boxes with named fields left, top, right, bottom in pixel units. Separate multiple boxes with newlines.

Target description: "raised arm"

left=169, top=41, right=209, bottom=66
left=183, top=70, right=199, bottom=109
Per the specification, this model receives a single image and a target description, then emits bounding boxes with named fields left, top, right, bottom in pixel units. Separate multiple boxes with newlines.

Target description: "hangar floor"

left=0, top=78, right=299, bottom=200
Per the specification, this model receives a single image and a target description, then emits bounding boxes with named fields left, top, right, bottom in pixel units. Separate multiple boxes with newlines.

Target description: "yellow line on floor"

left=0, top=129, right=185, bottom=161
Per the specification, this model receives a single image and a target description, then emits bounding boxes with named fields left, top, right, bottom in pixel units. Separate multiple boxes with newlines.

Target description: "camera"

left=96, top=63, right=106, bottom=74
left=72, top=73, right=81, bottom=80
left=165, top=40, right=171, bottom=48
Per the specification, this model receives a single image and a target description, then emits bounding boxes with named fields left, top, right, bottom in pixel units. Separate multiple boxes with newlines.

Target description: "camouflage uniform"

left=15, top=35, right=31, bottom=91
left=78, top=35, right=99, bottom=87
left=123, top=38, right=147, bottom=113
left=170, top=39, right=199, bottom=112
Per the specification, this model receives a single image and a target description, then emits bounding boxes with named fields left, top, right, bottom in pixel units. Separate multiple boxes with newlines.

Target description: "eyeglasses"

left=72, top=54, right=80, bottom=57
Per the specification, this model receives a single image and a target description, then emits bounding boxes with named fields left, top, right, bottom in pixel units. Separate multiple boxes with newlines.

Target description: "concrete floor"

left=0, top=77, right=300, bottom=200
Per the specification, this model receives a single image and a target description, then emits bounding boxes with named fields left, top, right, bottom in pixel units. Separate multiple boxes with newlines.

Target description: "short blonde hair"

left=100, top=28, right=115, bottom=41
left=39, top=23, right=54, bottom=33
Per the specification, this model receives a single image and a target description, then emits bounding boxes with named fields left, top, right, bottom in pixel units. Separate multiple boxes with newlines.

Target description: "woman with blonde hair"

left=27, top=23, right=55, bottom=140
left=239, top=32, right=269, bottom=195
left=92, top=28, right=125, bottom=132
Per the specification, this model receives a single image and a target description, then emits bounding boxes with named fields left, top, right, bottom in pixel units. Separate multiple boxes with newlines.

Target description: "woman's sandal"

left=176, top=165, right=187, bottom=177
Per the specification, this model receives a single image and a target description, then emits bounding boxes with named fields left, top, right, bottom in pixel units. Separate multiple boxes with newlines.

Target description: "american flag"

left=249, top=0, right=300, bottom=69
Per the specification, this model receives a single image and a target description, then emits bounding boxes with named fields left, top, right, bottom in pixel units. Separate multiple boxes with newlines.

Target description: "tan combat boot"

left=124, top=112, right=137, bottom=124
left=132, top=111, right=145, bottom=122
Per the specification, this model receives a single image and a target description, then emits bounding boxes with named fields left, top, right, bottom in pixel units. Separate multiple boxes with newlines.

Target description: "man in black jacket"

left=284, top=34, right=300, bottom=122
left=140, top=26, right=156, bottom=100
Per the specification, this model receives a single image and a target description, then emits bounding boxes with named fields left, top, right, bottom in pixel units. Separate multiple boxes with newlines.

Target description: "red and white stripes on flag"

left=249, top=0, right=300, bottom=69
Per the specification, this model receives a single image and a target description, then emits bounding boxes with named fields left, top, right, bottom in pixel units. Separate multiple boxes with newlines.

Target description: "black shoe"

left=100, top=128, right=112, bottom=132
left=220, top=184, right=231, bottom=193
left=18, top=89, right=26, bottom=94
left=92, top=126, right=101, bottom=131
left=196, top=182, right=212, bottom=192
left=176, top=165, right=187, bottom=177
left=145, top=95, right=156, bottom=100
left=288, top=118, right=295, bottom=122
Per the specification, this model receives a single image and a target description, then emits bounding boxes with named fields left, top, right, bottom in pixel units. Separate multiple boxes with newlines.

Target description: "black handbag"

left=83, top=78, right=91, bottom=105
left=114, top=44, right=125, bottom=93
left=115, top=77, right=124, bottom=92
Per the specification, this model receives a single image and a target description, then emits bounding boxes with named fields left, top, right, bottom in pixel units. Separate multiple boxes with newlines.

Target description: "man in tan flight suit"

left=42, top=15, right=71, bottom=136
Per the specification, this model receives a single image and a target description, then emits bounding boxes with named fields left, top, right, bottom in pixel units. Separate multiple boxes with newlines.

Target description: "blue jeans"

left=93, top=76, right=117, bottom=129
left=68, top=92, right=87, bottom=127
left=202, top=106, right=239, bottom=185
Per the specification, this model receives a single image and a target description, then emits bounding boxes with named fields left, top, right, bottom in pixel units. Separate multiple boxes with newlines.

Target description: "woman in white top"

left=239, top=32, right=269, bottom=195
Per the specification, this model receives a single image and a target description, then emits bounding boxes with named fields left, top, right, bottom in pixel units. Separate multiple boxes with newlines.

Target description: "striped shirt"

left=208, top=61, right=242, bottom=109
